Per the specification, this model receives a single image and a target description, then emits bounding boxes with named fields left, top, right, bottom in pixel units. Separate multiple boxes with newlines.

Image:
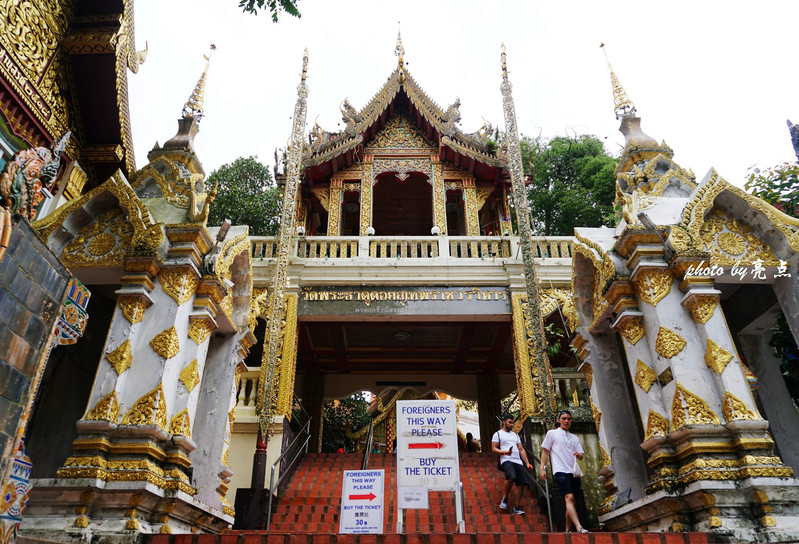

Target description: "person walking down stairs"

left=492, top=415, right=533, bottom=515
left=540, top=410, right=589, bottom=534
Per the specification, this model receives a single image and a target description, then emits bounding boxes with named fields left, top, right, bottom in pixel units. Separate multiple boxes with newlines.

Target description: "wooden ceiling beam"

left=484, top=324, right=511, bottom=374
left=330, top=324, right=350, bottom=373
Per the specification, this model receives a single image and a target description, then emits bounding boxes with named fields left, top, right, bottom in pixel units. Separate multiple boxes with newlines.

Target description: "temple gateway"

left=1, top=2, right=799, bottom=543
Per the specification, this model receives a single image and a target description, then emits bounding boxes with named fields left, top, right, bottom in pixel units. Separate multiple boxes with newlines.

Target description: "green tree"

left=237, top=0, right=300, bottom=21
left=322, top=393, right=371, bottom=453
left=207, top=156, right=282, bottom=236
left=521, top=135, right=617, bottom=236
left=745, top=161, right=799, bottom=218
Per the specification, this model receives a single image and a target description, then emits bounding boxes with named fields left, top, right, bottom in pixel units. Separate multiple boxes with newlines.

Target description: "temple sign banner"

left=339, top=469, right=385, bottom=534
left=299, top=286, right=511, bottom=317
left=396, top=400, right=460, bottom=491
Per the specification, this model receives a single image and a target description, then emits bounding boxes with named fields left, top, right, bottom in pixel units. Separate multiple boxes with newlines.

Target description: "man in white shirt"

left=491, top=415, right=533, bottom=515
left=539, top=410, right=588, bottom=533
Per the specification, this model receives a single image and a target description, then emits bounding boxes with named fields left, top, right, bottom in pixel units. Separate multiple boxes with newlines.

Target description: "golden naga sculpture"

left=0, top=132, right=70, bottom=220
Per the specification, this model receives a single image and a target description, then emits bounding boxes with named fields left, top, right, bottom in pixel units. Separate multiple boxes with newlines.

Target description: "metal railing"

left=520, top=442, right=554, bottom=532
left=265, top=416, right=313, bottom=530
left=360, top=419, right=375, bottom=470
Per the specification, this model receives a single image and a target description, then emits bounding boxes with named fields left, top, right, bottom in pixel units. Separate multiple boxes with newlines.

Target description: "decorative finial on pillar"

left=501, top=43, right=508, bottom=81
left=301, top=48, right=309, bottom=83
left=395, top=23, right=405, bottom=69
left=182, top=44, right=216, bottom=122
left=600, top=43, right=636, bottom=120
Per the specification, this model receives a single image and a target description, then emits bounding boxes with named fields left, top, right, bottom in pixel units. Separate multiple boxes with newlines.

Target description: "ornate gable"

left=365, top=114, right=434, bottom=152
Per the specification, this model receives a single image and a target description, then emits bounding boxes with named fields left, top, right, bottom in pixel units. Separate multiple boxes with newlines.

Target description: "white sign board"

left=396, top=400, right=460, bottom=491
left=398, top=486, right=429, bottom=509
left=339, top=469, right=384, bottom=534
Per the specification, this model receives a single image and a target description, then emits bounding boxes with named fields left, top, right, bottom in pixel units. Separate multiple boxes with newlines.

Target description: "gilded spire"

left=182, top=44, right=216, bottom=122
left=395, top=25, right=405, bottom=68
left=600, top=43, right=636, bottom=120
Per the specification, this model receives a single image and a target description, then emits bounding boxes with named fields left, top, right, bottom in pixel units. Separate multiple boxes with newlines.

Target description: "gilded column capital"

left=681, top=292, right=719, bottom=324
left=612, top=312, right=645, bottom=345
left=632, top=267, right=673, bottom=307
left=158, top=265, right=200, bottom=305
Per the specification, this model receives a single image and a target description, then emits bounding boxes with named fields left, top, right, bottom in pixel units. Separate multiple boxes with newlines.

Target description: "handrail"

left=361, top=418, right=375, bottom=470
left=266, top=416, right=313, bottom=530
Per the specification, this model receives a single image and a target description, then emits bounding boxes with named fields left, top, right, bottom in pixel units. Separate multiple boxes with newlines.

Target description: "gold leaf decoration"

left=150, top=326, right=180, bottom=359
left=121, top=384, right=168, bottom=430
left=169, top=409, right=192, bottom=438
left=159, top=268, right=199, bottom=305
left=655, top=327, right=687, bottom=359
left=188, top=316, right=214, bottom=345
left=591, top=401, right=601, bottom=431
left=705, top=339, right=734, bottom=374
left=179, top=359, right=200, bottom=393
left=119, top=296, right=148, bottom=324
left=84, top=392, right=120, bottom=423
left=645, top=410, right=670, bottom=439
left=600, top=444, right=611, bottom=469
left=634, top=359, right=657, bottom=392
left=222, top=445, right=230, bottom=467
left=672, top=383, right=720, bottom=429
left=633, top=268, right=673, bottom=307
left=617, top=317, right=645, bottom=345
left=106, top=340, right=132, bottom=375
left=686, top=295, right=717, bottom=324
left=722, top=392, right=760, bottom=421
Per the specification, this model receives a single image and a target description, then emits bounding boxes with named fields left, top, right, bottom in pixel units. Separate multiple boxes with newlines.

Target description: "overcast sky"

left=129, top=1, right=799, bottom=188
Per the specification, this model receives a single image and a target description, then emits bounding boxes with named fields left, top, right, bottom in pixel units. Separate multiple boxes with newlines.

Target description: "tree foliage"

left=322, top=393, right=371, bottom=453
left=745, top=161, right=799, bottom=218
left=237, top=0, right=300, bottom=21
left=206, top=156, right=281, bottom=236
left=520, top=135, right=617, bottom=236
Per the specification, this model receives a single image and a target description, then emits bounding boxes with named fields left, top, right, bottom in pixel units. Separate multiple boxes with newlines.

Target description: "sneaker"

left=577, top=528, right=589, bottom=534
left=512, top=507, right=525, bottom=515
left=499, top=497, right=508, bottom=510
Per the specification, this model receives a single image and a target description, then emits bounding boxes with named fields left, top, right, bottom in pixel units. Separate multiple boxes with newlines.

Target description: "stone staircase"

left=147, top=452, right=716, bottom=544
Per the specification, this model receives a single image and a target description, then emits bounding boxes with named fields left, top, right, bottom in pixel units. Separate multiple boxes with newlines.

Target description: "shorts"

left=554, top=472, right=581, bottom=496
left=501, top=461, right=529, bottom=486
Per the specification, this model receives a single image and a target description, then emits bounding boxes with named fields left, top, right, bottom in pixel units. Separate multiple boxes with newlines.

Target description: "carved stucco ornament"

left=121, top=384, right=169, bottom=430
left=672, top=383, right=720, bottom=429
left=150, top=326, right=181, bottom=359
left=119, top=296, right=148, bottom=324
left=634, top=359, right=657, bottom=392
left=84, top=392, right=120, bottom=423
left=179, top=359, right=200, bottom=393
left=591, top=401, right=601, bottom=432
left=655, top=327, right=687, bottom=359
left=600, top=444, right=612, bottom=469
left=169, top=409, right=192, bottom=438
left=705, top=339, right=734, bottom=374
left=722, top=391, right=760, bottom=421
left=645, top=410, right=670, bottom=439
left=106, top=340, right=132, bottom=375
left=686, top=295, right=717, bottom=324
left=617, top=317, right=645, bottom=345
left=188, top=316, right=214, bottom=345
left=667, top=226, right=693, bottom=252
left=159, top=268, right=199, bottom=305
left=633, top=268, right=672, bottom=307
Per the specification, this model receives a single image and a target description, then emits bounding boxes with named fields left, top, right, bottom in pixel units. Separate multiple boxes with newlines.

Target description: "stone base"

left=18, top=477, right=233, bottom=540
left=599, top=476, right=799, bottom=543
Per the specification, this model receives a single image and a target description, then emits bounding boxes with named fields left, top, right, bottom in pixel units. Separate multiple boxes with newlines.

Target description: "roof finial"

left=395, top=23, right=405, bottom=68
left=600, top=43, right=636, bottom=120
left=501, top=43, right=508, bottom=81
left=182, top=44, right=216, bottom=122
